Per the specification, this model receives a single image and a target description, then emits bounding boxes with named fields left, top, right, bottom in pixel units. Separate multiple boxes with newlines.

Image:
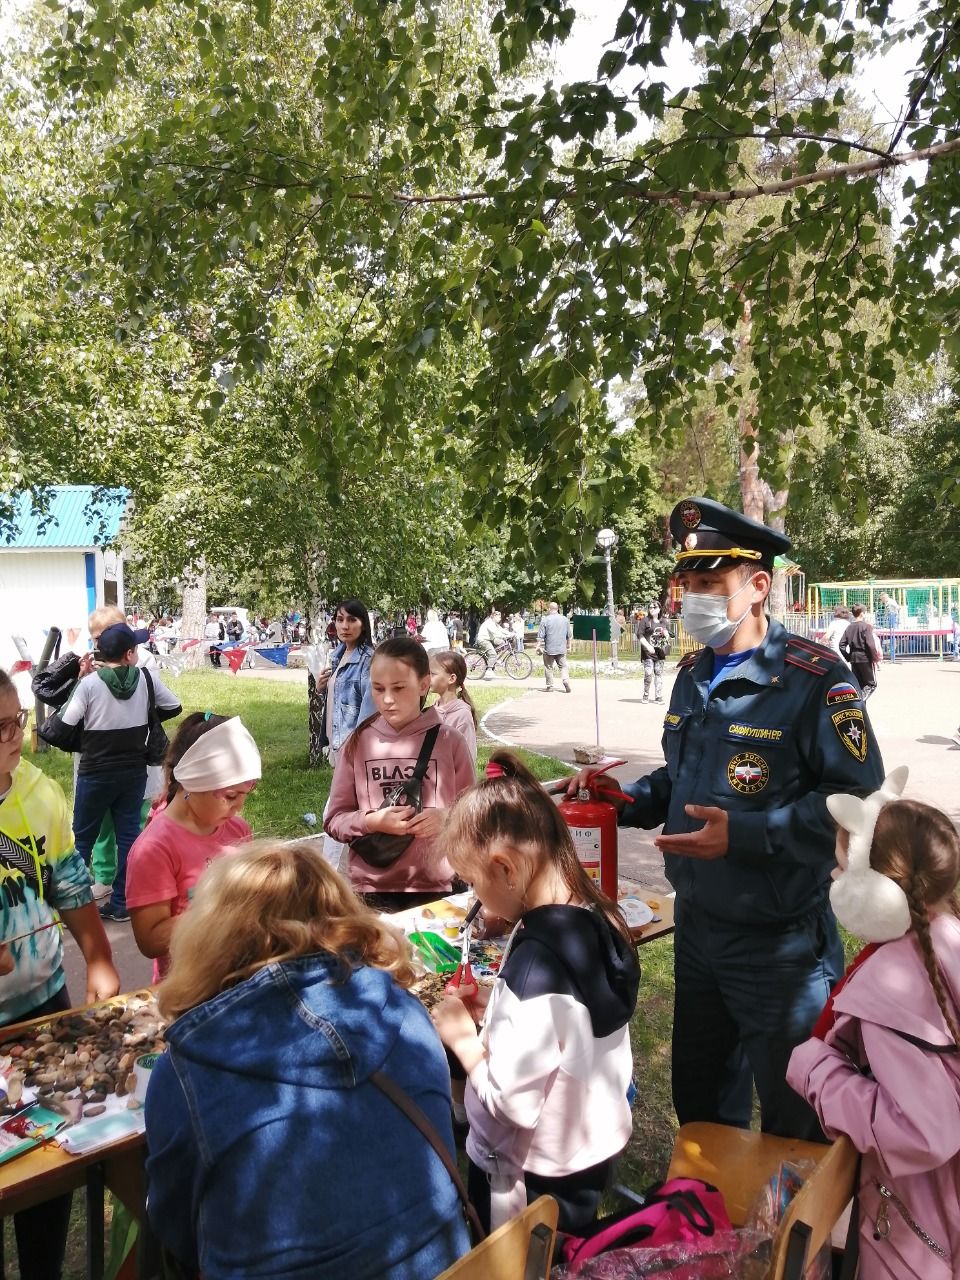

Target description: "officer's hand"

left=564, top=768, right=630, bottom=812
left=654, top=805, right=729, bottom=859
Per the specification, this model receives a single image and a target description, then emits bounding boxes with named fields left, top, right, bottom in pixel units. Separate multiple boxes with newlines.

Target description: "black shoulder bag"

left=144, top=671, right=171, bottom=767
left=370, top=1069, right=485, bottom=1244
left=350, top=725, right=441, bottom=869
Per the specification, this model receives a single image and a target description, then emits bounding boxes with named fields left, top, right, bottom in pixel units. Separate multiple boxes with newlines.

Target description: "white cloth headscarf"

left=173, top=717, right=262, bottom=793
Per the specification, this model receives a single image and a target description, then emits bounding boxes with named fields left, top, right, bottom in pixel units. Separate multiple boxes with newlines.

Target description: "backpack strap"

left=370, top=1069, right=485, bottom=1243
left=411, top=725, right=441, bottom=783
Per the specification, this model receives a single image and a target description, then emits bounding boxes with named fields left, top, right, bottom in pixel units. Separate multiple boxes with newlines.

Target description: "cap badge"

left=684, top=533, right=698, bottom=550
left=679, top=501, right=701, bottom=530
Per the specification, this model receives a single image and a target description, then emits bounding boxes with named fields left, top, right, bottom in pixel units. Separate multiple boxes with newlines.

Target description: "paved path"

left=483, top=659, right=960, bottom=893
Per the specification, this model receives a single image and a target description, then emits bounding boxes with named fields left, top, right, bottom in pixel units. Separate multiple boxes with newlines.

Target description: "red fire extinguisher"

left=552, top=760, right=627, bottom=901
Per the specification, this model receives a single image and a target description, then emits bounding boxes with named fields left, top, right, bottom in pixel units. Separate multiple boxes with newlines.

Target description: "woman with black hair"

left=317, top=599, right=376, bottom=867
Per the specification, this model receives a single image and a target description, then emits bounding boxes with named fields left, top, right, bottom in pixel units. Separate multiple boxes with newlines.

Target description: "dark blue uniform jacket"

left=620, top=621, right=885, bottom=927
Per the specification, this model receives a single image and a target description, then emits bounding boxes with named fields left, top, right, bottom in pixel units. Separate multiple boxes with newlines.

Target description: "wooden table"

left=627, top=892, right=675, bottom=946
left=667, top=1121, right=831, bottom=1226
left=0, top=992, right=152, bottom=1278
left=401, top=892, right=675, bottom=949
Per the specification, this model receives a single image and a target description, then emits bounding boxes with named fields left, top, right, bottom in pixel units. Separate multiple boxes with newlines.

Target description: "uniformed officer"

left=571, top=497, right=885, bottom=1140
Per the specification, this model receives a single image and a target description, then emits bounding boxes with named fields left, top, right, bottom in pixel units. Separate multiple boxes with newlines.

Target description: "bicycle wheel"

left=503, top=650, right=533, bottom=680
left=465, top=650, right=488, bottom=679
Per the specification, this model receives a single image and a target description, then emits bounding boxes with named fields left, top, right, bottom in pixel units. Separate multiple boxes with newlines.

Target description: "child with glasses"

left=0, top=669, right=119, bottom=1278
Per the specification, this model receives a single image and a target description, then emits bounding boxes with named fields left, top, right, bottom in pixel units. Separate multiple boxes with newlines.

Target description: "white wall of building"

left=0, top=549, right=105, bottom=672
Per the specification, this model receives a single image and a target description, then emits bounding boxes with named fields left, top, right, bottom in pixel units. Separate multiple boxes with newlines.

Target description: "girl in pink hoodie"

left=788, top=774, right=960, bottom=1279
left=324, top=636, right=475, bottom=907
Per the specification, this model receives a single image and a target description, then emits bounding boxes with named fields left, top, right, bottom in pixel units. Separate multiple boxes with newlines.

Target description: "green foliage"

left=7, top=0, right=960, bottom=580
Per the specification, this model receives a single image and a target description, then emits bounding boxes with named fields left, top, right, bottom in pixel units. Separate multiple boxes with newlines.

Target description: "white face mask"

left=681, top=579, right=754, bottom=649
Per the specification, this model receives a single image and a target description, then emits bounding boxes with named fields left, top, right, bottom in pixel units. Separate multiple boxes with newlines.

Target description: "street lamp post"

left=596, top=527, right=619, bottom=671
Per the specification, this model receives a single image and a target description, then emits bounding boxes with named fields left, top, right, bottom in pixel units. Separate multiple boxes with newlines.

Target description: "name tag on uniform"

left=724, top=722, right=787, bottom=745
left=663, top=713, right=685, bottom=730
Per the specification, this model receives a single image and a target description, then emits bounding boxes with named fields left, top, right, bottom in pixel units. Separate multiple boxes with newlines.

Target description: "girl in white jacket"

left=434, top=751, right=640, bottom=1234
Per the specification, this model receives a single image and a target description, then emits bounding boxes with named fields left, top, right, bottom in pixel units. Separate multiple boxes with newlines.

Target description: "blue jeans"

left=73, top=768, right=146, bottom=910
left=671, top=899, right=843, bottom=1140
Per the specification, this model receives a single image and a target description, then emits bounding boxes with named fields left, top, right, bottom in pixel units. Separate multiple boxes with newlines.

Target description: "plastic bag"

left=744, top=1160, right=830, bottom=1280
left=552, top=1228, right=772, bottom=1278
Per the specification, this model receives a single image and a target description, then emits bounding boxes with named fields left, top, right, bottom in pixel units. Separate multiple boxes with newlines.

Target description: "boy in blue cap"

left=572, top=497, right=885, bottom=1140
left=58, top=623, right=181, bottom=921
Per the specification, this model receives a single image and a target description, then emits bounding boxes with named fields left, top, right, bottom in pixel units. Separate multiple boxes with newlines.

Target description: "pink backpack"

left=560, top=1178, right=732, bottom=1266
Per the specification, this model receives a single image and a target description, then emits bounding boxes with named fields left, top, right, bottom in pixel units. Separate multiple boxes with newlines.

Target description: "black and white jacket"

left=466, top=904, right=639, bottom=1189
left=60, top=669, right=181, bottom=775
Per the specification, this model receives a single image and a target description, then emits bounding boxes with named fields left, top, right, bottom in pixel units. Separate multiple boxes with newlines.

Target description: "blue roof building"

left=0, top=486, right=130, bottom=670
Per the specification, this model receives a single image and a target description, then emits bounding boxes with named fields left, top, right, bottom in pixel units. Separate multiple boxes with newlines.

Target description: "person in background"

left=446, top=612, right=465, bottom=650
left=823, top=605, right=852, bottom=657
left=325, top=636, right=475, bottom=909
left=226, top=612, right=244, bottom=644
left=839, top=604, right=882, bottom=700
left=475, top=607, right=512, bottom=681
left=145, top=841, right=469, bottom=1280
left=316, top=599, right=376, bottom=869
left=57, top=623, right=182, bottom=921
left=205, top=613, right=222, bottom=668
left=536, top=601, right=572, bottom=693
left=510, top=612, right=526, bottom=653
left=126, top=714, right=260, bottom=981
left=879, top=591, right=900, bottom=660
left=421, top=608, right=451, bottom=655
left=639, top=600, right=669, bottom=704
left=788, top=784, right=960, bottom=1278
left=434, top=752, right=639, bottom=1234
left=0, top=668, right=119, bottom=1280
left=429, top=650, right=478, bottom=763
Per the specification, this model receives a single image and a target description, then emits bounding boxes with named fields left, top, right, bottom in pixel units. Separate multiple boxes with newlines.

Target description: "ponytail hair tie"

left=485, top=761, right=506, bottom=779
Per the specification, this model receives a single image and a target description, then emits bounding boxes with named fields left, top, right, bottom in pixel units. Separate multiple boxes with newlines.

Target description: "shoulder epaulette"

left=676, top=650, right=699, bottom=670
left=784, top=634, right=835, bottom=675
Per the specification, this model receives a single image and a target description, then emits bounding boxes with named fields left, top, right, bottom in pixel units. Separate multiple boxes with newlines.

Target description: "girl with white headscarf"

left=125, top=713, right=261, bottom=979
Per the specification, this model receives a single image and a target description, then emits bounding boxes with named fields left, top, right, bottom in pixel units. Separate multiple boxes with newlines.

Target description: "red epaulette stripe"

left=677, top=651, right=699, bottom=668
left=784, top=652, right=830, bottom=675
left=787, top=635, right=834, bottom=658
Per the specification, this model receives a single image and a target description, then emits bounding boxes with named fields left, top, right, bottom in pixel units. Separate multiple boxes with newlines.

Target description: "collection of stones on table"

left=0, top=993, right=165, bottom=1124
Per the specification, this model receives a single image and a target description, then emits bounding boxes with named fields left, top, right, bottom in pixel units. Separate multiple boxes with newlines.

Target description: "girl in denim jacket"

left=788, top=771, right=960, bottom=1279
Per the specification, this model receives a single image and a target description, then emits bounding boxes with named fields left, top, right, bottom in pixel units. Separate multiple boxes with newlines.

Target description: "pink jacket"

left=787, top=914, right=960, bottom=1279
left=435, top=697, right=477, bottom=763
left=324, top=707, right=475, bottom=893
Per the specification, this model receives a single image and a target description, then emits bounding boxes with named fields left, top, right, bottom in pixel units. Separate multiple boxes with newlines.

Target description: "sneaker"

left=98, top=901, right=130, bottom=923
left=482, top=670, right=494, bottom=681
left=656, top=697, right=665, bottom=704
left=563, top=681, right=572, bottom=693
left=642, top=696, right=649, bottom=703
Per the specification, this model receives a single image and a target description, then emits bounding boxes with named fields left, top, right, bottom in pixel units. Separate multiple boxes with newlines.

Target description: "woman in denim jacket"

left=318, top=599, right=376, bottom=867
left=145, top=841, right=469, bottom=1280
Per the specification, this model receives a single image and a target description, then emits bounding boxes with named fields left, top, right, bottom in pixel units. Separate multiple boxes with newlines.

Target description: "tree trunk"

left=765, top=493, right=789, bottom=619
left=180, top=561, right=208, bottom=671
left=308, top=673, right=325, bottom=767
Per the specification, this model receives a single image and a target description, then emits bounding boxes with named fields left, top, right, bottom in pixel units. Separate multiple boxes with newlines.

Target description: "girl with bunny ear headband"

left=788, top=780, right=960, bottom=1277
left=826, top=765, right=912, bottom=943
